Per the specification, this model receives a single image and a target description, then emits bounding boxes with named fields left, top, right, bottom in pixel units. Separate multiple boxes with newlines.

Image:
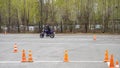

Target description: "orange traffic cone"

left=64, top=50, right=69, bottom=62
left=28, top=50, right=33, bottom=62
left=13, top=43, right=18, bottom=53
left=21, top=49, right=27, bottom=62
left=104, top=49, right=109, bottom=62
left=115, top=60, right=119, bottom=68
left=109, top=54, right=114, bottom=68
left=93, top=34, right=96, bottom=40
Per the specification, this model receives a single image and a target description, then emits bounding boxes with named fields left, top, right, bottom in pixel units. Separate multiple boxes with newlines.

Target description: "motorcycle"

left=40, top=29, right=55, bottom=38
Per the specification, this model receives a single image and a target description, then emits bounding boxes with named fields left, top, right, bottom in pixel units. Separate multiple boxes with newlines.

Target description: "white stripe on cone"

left=115, top=65, right=119, bottom=68
left=107, top=62, right=110, bottom=66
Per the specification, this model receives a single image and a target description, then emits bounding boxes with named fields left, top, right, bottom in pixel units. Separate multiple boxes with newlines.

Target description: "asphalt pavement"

left=0, top=34, right=120, bottom=68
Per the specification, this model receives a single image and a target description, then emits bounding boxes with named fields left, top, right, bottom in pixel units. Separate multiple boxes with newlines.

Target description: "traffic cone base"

left=28, top=58, right=33, bottom=62
left=116, top=65, right=119, bottom=68
left=104, top=59, right=109, bottom=62
left=21, top=58, right=27, bottom=62
left=13, top=49, right=18, bottom=53
left=64, top=59, right=69, bottom=62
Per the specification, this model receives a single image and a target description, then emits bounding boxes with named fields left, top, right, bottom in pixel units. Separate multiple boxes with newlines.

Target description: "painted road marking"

left=0, top=61, right=103, bottom=63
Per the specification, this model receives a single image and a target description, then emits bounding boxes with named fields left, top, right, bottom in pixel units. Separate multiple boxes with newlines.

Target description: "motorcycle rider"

left=44, top=25, right=51, bottom=35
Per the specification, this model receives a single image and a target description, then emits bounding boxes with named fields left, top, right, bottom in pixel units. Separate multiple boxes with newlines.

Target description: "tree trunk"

left=38, top=0, right=43, bottom=33
left=60, top=21, right=63, bottom=33
left=8, top=0, right=11, bottom=33
left=16, top=9, right=20, bottom=33
left=0, top=13, right=2, bottom=33
left=23, top=0, right=26, bottom=33
left=85, top=23, right=88, bottom=33
left=26, top=9, right=29, bottom=32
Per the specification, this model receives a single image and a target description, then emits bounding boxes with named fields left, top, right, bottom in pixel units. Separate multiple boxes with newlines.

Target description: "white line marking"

left=0, top=61, right=103, bottom=63
left=0, top=61, right=21, bottom=63
left=69, top=61, right=103, bottom=63
left=35, top=61, right=62, bottom=63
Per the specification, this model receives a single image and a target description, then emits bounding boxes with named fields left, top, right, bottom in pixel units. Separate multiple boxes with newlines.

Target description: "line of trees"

left=0, top=0, right=120, bottom=33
